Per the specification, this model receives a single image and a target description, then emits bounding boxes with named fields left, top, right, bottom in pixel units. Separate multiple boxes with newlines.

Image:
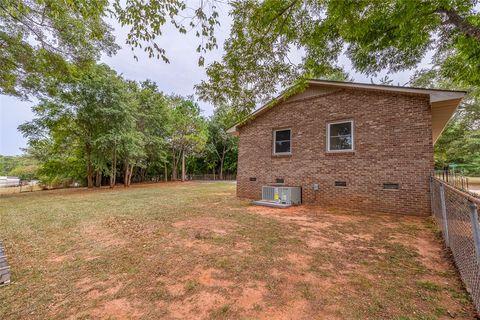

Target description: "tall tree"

left=20, top=64, right=135, bottom=188
left=192, top=0, right=480, bottom=112
left=133, top=80, right=171, bottom=182
left=204, top=106, right=242, bottom=179
left=0, top=0, right=118, bottom=98
left=168, top=97, right=207, bottom=181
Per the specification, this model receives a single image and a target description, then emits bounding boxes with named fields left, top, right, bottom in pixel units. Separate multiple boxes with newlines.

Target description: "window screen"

left=328, top=121, right=353, bottom=151
left=274, top=129, right=291, bottom=154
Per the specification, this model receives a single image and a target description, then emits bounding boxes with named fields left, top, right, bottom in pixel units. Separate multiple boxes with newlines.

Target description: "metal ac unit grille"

left=262, top=186, right=276, bottom=201
left=261, top=186, right=301, bottom=204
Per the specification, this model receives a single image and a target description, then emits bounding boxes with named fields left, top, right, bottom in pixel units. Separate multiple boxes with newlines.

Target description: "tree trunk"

left=172, top=152, right=178, bottom=180
left=87, top=163, right=93, bottom=188
left=181, top=151, right=186, bottom=182
left=110, top=150, right=117, bottom=188
left=219, top=145, right=226, bottom=180
left=164, top=163, right=168, bottom=182
left=128, top=164, right=134, bottom=186
left=95, top=170, right=101, bottom=187
left=86, top=143, right=93, bottom=188
left=124, top=160, right=129, bottom=187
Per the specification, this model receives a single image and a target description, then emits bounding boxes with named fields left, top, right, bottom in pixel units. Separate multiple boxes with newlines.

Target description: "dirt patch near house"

left=391, top=234, right=451, bottom=273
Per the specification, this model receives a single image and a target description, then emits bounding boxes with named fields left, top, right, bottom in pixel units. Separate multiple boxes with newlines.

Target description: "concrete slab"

left=252, top=200, right=292, bottom=208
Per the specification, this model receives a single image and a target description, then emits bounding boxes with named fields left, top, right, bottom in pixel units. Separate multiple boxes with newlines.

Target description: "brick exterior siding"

left=236, top=87, right=434, bottom=216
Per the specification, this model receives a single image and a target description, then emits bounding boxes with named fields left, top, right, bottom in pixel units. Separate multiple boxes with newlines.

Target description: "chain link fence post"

left=439, top=183, right=450, bottom=247
left=430, top=176, right=434, bottom=211
left=470, top=202, right=480, bottom=263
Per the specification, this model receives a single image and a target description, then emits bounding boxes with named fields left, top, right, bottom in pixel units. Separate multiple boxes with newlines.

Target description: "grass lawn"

left=0, top=181, right=475, bottom=319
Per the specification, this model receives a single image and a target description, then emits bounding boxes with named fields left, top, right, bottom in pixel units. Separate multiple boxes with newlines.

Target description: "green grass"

left=0, top=181, right=475, bottom=319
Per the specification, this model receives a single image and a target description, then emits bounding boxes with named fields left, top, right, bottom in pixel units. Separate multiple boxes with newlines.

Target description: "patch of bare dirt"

left=391, top=234, right=450, bottom=272
left=173, top=216, right=236, bottom=237
left=90, top=298, right=143, bottom=320
left=286, top=253, right=311, bottom=270
left=212, top=192, right=232, bottom=196
left=80, top=223, right=127, bottom=248
left=165, top=292, right=228, bottom=319
left=236, top=281, right=267, bottom=310
left=189, top=267, right=235, bottom=288
left=47, top=255, right=68, bottom=263
left=344, top=233, right=374, bottom=241
left=233, top=240, right=252, bottom=253
left=259, top=299, right=310, bottom=320
left=183, top=239, right=214, bottom=251
left=247, top=205, right=369, bottom=226
left=75, top=277, right=123, bottom=297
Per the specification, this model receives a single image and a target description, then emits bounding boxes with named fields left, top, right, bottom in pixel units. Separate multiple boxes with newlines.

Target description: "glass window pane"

left=330, top=122, right=351, bottom=136
left=275, top=129, right=291, bottom=141
left=275, top=140, right=291, bottom=153
left=329, top=136, right=352, bottom=150
left=329, top=122, right=352, bottom=151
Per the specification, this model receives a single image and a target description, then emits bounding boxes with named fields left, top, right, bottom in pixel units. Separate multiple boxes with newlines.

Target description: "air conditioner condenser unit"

left=261, top=186, right=301, bottom=205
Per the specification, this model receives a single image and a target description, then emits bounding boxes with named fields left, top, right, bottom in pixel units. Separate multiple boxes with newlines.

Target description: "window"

left=327, top=121, right=353, bottom=152
left=335, top=181, right=347, bottom=187
left=273, top=129, right=291, bottom=154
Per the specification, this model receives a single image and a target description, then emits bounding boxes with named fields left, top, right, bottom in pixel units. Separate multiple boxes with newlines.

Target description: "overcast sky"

left=0, top=9, right=420, bottom=156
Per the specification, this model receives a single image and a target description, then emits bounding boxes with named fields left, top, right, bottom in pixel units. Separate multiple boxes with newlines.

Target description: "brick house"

left=228, top=80, right=465, bottom=215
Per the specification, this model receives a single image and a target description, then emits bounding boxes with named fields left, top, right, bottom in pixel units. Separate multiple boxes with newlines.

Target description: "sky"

left=0, top=8, right=421, bottom=156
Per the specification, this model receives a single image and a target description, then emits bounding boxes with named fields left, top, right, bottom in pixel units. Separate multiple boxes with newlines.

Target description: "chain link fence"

left=431, top=177, right=480, bottom=314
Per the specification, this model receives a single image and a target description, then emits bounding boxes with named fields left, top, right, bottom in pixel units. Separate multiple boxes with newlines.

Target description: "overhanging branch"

left=437, top=8, right=480, bottom=41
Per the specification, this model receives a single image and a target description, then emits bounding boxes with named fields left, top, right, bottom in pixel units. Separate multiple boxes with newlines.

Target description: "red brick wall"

left=236, top=87, right=434, bottom=216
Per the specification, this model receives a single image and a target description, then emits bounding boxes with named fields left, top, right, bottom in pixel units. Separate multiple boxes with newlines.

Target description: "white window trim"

left=273, top=128, right=292, bottom=155
left=326, top=120, right=354, bottom=152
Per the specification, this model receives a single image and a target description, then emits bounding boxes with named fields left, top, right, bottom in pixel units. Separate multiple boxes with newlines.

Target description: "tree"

left=19, top=64, right=135, bottom=188
left=0, top=0, right=118, bottom=98
left=192, top=0, right=480, bottom=112
left=133, top=80, right=171, bottom=182
left=113, top=0, right=221, bottom=65
left=204, top=106, right=242, bottom=179
left=0, top=154, right=39, bottom=180
left=412, top=68, right=480, bottom=175
left=168, top=97, right=207, bottom=181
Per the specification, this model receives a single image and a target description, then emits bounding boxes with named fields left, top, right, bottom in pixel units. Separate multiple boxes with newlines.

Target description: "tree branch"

left=437, top=8, right=480, bottom=41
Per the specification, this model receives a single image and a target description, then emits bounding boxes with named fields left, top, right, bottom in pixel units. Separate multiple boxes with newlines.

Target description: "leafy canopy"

left=191, top=0, right=480, bottom=112
left=0, top=0, right=118, bottom=97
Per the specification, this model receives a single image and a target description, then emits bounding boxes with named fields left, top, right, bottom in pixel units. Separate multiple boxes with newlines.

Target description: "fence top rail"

left=432, top=176, right=480, bottom=205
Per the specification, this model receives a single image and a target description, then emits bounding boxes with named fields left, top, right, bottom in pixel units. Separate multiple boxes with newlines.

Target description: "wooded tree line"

left=0, top=155, right=38, bottom=180
left=11, top=64, right=241, bottom=187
